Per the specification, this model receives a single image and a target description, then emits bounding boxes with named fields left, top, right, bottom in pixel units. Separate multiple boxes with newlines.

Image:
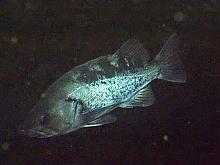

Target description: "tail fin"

left=155, top=33, right=186, bottom=83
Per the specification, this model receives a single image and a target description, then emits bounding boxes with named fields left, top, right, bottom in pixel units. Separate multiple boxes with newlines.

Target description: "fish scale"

left=71, top=64, right=159, bottom=110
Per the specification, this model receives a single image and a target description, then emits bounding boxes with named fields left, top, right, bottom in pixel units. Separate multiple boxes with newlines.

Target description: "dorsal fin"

left=119, top=85, right=155, bottom=108
left=67, top=39, right=151, bottom=83
left=114, top=39, right=150, bottom=69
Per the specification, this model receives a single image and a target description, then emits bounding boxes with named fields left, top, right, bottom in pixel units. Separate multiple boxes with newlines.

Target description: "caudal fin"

left=155, top=33, right=186, bottom=83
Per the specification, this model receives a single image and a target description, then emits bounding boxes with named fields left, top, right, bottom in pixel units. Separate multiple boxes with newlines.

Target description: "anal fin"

left=120, top=85, right=155, bottom=108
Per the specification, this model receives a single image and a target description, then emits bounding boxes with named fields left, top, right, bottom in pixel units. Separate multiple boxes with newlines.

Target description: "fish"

left=20, top=33, right=186, bottom=138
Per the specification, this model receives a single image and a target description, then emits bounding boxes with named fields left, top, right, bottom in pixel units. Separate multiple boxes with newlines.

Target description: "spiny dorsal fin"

left=119, top=85, right=155, bottom=108
left=70, top=39, right=150, bottom=83
left=114, top=39, right=150, bottom=69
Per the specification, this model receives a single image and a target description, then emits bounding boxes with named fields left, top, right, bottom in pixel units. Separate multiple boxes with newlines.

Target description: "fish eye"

left=40, top=113, right=50, bottom=126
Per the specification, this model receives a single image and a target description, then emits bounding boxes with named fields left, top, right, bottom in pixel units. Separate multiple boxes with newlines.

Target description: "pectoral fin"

left=120, top=85, right=155, bottom=108
left=83, top=114, right=117, bottom=128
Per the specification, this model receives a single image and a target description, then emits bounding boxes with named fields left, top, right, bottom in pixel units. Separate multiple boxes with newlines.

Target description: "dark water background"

left=0, top=0, right=219, bottom=164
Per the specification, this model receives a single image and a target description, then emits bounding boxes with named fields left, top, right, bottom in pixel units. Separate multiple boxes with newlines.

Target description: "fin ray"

left=115, top=39, right=150, bottom=69
left=69, top=39, right=151, bottom=83
left=119, top=85, right=155, bottom=108
left=156, top=33, right=186, bottom=83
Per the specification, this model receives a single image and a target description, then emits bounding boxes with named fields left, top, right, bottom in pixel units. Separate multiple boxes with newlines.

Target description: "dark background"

left=0, top=0, right=219, bottom=164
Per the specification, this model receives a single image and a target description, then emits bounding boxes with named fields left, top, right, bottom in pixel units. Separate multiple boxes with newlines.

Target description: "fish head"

left=20, top=93, right=83, bottom=138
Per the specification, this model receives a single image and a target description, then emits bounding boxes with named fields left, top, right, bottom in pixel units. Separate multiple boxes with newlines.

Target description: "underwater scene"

left=0, top=0, right=219, bottom=164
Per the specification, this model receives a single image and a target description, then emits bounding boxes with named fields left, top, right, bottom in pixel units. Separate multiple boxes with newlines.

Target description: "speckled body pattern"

left=68, top=64, right=159, bottom=111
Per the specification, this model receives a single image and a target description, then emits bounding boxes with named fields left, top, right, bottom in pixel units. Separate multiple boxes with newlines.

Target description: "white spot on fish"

left=108, top=54, right=119, bottom=68
left=124, top=58, right=130, bottom=67
left=89, top=64, right=103, bottom=71
left=41, top=93, right=46, bottom=98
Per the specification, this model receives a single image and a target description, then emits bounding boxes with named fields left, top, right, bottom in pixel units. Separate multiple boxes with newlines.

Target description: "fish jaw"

left=19, top=94, right=85, bottom=138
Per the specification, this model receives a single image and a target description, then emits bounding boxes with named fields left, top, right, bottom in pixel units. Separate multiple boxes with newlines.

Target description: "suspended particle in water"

left=1, top=142, right=10, bottom=151
left=174, top=11, right=184, bottom=22
left=10, top=36, right=18, bottom=44
left=163, top=135, right=169, bottom=141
